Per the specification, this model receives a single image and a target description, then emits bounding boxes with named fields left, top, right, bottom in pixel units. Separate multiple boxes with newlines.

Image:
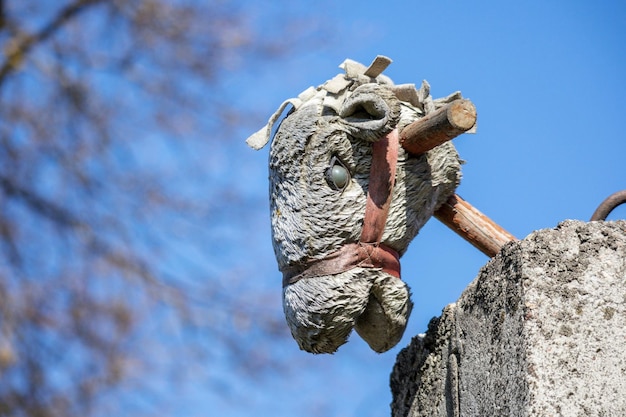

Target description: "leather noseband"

left=282, top=128, right=400, bottom=287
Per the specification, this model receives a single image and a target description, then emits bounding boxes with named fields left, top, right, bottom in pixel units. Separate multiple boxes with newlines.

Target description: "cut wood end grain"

left=400, top=99, right=477, bottom=155
left=397, top=98, right=514, bottom=257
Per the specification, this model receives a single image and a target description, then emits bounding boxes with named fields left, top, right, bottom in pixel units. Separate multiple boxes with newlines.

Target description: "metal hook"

left=590, top=190, right=626, bottom=221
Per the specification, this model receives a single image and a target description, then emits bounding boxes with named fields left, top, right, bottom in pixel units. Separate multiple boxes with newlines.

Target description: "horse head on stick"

left=247, top=56, right=515, bottom=354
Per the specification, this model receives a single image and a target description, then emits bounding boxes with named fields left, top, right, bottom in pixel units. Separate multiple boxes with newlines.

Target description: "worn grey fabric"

left=247, top=56, right=464, bottom=354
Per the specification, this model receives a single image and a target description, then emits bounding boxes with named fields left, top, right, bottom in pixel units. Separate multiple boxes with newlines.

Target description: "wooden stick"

left=400, top=99, right=477, bottom=155
left=399, top=99, right=517, bottom=256
left=434, top=195, right=517, bottom=257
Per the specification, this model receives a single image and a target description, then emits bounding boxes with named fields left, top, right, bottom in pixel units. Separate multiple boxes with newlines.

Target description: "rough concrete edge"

left=390, top=220, right=626, bottom=417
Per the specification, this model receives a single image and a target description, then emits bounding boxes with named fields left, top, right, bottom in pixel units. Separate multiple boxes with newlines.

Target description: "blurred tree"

left=0, top=1, right=325, bottom=416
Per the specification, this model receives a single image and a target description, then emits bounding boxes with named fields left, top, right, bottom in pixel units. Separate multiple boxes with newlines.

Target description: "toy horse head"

left=247, top=56, right=463, bottom=353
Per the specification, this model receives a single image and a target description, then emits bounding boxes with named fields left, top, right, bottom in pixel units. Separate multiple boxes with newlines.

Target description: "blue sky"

left=210, top=1, right=625, bottom=415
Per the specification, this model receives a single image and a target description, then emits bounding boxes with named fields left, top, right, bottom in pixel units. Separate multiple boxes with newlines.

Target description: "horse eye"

left=326, top=156, right=350, bottom=191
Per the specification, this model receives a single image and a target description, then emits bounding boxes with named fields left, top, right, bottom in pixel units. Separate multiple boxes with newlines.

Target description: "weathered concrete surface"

left=391, top=220, right=626, bottom=417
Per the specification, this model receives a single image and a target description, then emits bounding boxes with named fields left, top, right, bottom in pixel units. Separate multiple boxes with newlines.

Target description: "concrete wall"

left=391, top=220, right=626, bottom=417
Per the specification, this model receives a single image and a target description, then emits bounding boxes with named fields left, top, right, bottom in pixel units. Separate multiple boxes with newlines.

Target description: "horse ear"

left=246, top=99, right=294, bottom=150
left=246, top=87, right=320, bottom=150
left=339, top=84, right=400, bottom=142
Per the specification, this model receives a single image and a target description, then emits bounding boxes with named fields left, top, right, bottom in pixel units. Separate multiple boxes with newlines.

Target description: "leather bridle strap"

left=360, top=128, right=399, bottom=244
left=281, top=242, right=400, bottom=286
left=282, top=129, right=401, bottom=287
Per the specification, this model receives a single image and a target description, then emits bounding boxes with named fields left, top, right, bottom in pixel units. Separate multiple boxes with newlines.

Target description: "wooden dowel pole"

left=434, top=195, right=517, bottom=257
left=400, top=99, right=476, bottom=155
left=398, top=99, right=516, bottom=257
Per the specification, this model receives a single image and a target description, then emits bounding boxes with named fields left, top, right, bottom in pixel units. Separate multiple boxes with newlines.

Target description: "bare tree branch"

left=0, top=175, right=81, bottom=227
left=0, top=2, right=328, bottom=416
left=0, top=0, right=104, bottom=85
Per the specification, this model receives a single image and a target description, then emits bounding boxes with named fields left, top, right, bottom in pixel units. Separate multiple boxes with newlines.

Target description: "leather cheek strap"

left=281, top=129, right=401, bottom=287
left=360, top=128, right=398, bottom=244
